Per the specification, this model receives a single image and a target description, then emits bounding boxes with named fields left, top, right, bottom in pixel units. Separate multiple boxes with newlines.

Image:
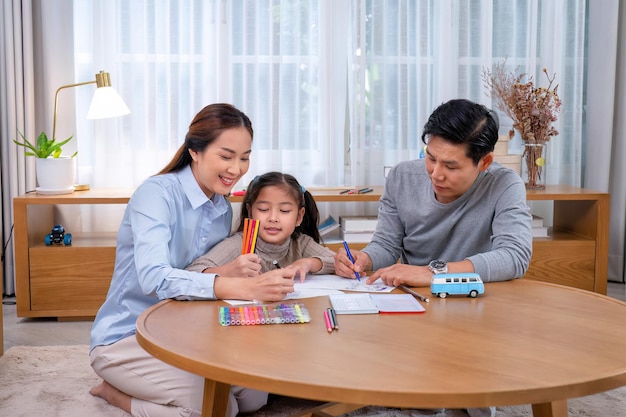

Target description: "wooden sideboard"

left=13, top=185, right=609, bottom=318
left=12, top=187, right=381, bottom=318
left=13, top=189, right=130, bottom=319
left=525, top=185, right=609, bottom=294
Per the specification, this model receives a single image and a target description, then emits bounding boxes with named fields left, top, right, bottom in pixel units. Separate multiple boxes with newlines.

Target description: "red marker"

left=323, top=310, right=333, bottom=333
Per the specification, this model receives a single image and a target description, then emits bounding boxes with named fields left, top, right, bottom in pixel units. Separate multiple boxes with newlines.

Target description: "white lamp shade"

left=87, top=86, right=131, bottom=119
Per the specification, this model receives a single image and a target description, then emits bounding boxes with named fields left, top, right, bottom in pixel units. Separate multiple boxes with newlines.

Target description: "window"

left=73, top=0, right=586, bottom=189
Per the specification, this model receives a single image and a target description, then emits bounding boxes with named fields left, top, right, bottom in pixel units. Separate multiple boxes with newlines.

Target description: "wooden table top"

left=136, top=279, right=626, bottom=411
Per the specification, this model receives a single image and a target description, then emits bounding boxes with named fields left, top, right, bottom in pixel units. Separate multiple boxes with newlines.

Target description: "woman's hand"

left=203, top=254, right=261, bottom=277
left=250, top=269, right=297, bottom=301
left=214, top=268, right=296, bottom=302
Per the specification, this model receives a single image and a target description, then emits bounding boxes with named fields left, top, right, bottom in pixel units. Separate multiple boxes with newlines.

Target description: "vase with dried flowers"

left=482, top=59, right=561, bottom=189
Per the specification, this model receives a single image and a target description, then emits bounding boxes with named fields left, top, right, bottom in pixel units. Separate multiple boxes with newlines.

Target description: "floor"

left=2, top=282, right=626, bottom=352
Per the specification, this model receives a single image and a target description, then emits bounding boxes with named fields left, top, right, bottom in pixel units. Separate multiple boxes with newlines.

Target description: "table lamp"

left=52, top=70, right=131, bottom=190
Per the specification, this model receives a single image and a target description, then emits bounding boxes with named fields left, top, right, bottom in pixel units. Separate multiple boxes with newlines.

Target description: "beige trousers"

left=90, top=335, right=268, bottom=417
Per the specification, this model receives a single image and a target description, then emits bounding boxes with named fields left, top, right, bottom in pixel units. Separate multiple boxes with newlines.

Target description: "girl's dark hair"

left=237, top=172, right=322, bottom=243
left=420, top=98, right=499, bottom=165
left=158, top=103, right=253, bottom=174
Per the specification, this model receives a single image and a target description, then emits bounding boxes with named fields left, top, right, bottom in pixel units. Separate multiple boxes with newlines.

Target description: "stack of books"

left=493, top=134, right=522, bottom=175
left=340, top=215, right=378, bottom=243
left=318, top=215, right=340, bottom=237
left=532, top=215, right=549, bottom=237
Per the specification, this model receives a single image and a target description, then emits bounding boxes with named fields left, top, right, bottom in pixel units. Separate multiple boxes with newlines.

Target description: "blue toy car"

left=45, top=224, right=72, bottom=246
left=430, top=273, right=484, bottom=298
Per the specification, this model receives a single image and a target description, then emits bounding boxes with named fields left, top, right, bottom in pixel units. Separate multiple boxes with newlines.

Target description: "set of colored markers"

left=242, top=218, right=260, bottom=254
left=323, top=307, right=339, bottom=332
left=218, top=303, right=312, bottom=326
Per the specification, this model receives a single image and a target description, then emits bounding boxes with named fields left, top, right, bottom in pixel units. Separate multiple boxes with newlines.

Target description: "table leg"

left=531, top=400, right=568, bottom=417
left=201, top=378, right=231, bottom=417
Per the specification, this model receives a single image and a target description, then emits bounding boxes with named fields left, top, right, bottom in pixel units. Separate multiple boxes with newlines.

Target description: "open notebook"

left=329, top=293, right=425, bottom=314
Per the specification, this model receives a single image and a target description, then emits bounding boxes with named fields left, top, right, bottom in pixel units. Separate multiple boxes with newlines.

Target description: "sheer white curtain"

left=71, top=0, right=586, bottom=192
left=72, top=0, right=348, bottom=190
left=348, top=0, right=586, bottom=186
left=1, top=0, right=591, bottom=293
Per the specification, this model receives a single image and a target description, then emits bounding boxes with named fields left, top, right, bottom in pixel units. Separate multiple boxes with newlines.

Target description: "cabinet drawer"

left=525, top=241, right=595, bottom=291
left=29, top=246, right=115, bottom=313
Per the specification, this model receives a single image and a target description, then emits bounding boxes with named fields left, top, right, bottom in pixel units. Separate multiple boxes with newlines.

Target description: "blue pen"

left=343, top=241, right=361, bottom=281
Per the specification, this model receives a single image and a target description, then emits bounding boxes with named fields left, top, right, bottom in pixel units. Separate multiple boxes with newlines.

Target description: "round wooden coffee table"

left=136, top=279, right=626, bottom=417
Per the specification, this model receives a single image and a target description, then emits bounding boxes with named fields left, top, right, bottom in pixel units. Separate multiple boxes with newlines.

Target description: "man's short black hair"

left=421, top=99, right=499, bottom=165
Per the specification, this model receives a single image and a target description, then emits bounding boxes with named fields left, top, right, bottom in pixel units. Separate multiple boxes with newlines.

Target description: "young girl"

left=186, top=171, right=336, bottom=281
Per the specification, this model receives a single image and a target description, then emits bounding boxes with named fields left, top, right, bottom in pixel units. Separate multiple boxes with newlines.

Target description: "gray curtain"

left=0, top=0, right=69, bottom=295
left=1, top=0, right=37, bottom=295
left=585, top=1, right=626, bottom=285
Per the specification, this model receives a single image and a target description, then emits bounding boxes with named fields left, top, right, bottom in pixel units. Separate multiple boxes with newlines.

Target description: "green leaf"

left=54, top=135, right=74, bottom=148
left=13, top=130, right=77, bottom=158
left=36, top=132, right=48, bottom=150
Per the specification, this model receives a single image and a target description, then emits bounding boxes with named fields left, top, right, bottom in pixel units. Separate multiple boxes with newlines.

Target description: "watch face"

left=430, top=260, right=445, bottom=269
left=429, top=259, right=447, bottom=273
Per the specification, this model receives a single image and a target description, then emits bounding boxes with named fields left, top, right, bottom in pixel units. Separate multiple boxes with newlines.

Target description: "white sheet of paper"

left=223, top=274, right=394, bottom=305
left=294, top=274, right=394, bottom=293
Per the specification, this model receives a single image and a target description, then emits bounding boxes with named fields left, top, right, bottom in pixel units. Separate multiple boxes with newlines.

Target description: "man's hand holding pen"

left=334, top=248, right=433, bottom=288
left=334, top=247, right=371, bottom=280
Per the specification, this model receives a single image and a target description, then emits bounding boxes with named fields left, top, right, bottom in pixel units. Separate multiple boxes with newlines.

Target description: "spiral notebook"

left=329, top=293, right=425, bottom=314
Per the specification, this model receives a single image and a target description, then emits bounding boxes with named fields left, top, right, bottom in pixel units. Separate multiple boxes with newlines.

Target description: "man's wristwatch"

left=428, top=259, right=448, bottom=274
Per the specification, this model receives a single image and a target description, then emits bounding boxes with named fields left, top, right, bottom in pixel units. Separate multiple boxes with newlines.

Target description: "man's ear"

left=479, top=152, right=494, bottom=171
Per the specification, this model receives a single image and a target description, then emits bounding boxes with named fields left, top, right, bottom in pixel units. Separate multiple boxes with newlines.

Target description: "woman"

left=89, top=103, right=295, bottom=417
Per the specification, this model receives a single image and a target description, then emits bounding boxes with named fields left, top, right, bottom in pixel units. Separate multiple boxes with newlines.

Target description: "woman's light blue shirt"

left=90, top=165, right=232, bottom=350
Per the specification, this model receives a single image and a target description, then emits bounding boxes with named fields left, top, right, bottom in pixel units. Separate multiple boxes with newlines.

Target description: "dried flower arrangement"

left=482, top=59, right=561, bottom=189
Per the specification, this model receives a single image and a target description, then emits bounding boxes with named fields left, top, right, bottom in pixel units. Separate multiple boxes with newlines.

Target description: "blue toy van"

left=430, top=273, right=484, bottom=298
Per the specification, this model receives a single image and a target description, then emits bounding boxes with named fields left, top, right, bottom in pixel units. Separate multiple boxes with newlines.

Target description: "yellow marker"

left=293, top=304, right=305, bottom=323
left=250, top=220, right=260, bottom=253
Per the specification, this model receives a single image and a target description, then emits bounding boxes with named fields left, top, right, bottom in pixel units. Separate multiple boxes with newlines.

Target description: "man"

left=334, top=98, right=533, bottom=417
left=336, top=98, right=532, bottom=286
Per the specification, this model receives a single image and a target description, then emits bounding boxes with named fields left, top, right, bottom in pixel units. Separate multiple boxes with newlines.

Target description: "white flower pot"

left=35, top=157, right=76, bottom=194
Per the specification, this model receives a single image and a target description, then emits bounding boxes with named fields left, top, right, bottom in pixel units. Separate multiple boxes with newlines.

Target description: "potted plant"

left=13, top=131, right=78, bottom=193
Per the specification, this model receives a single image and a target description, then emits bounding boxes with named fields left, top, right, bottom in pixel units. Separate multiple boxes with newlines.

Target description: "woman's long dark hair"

left=237, top=172, right=322, bottom=243
left=158, top=103, right=253, bottom=174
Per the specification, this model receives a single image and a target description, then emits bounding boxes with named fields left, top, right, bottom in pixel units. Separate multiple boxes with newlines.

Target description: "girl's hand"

left=205, top=254, right=261, bottom=277
left=283, top=258, right=323, bottom=282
